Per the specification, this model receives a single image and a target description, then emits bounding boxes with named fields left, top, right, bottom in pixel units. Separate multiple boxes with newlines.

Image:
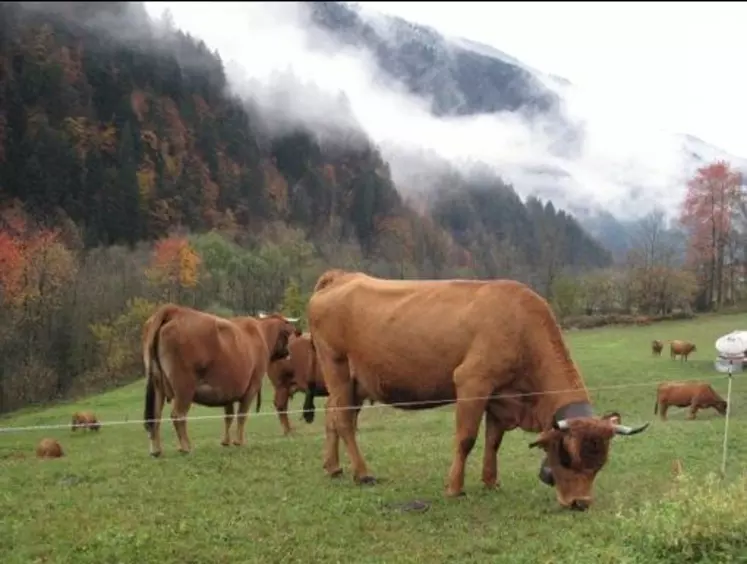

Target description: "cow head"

left=529, top=414, right=649, bottom=511
left=257, top=312, right=302, bottom=361
left=715, top=399, right=728, bottom=415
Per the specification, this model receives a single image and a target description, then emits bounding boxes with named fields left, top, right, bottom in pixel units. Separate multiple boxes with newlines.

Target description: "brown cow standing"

left=669, top=340, right=697, bottom=361
left=71, top=411, right=101, bottom=432
left=651, top=340, right=663, bottom=356
left=307, top=270, right=649, bottom=511
left=655, top=381, right=727, bottom=420
left=142, top=304, right=300, bottom=456
left=267, top=332, right=374, bottom=435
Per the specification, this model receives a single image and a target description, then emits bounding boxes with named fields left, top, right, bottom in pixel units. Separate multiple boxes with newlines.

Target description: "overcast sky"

left=362, top=1, right=747, bottom=157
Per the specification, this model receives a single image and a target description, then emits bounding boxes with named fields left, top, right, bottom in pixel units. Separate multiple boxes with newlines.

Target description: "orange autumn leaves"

left=0, top=222, right=202, bottom=307
left=0, top=214, right=77, bottom=308
left=680, top=161, right=743, bottom=265
left=146, top=236, right=202, bottom=290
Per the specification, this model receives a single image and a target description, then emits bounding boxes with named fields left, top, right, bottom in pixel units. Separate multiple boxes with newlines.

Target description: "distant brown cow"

left=142, top=304, right=300, bottom=456
left=601, top=411, right=622, bottom=425
left=267, top=332, right=373, bottom=435
left=651, top=340, right=663, bottom=356
left=669, top=340, right=697, bottom=361
left=308, top=269, right=649, bottom=511
left=654, top=381, right=727, bottom=420
left=36, top=438, right=64, bottom=459
left=71, top=411, right=100, bottom=432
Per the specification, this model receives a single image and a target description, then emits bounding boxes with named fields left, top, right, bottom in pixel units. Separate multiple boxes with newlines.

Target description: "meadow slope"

left=2, top=314, right=747, bottom=563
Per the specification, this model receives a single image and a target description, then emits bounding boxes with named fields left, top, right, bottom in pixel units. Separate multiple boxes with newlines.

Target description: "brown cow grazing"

left=36, top=438, right=64, bottom=459
left=307, top=270, right=649, bottom=511
left=651, top=340, right=663, bottom=356
left=267, top=332, right=374, bottom=435
left=669, top=340, right=697, bottom=361
left=142, top=304, right=300, bottom=456
left=601, top=411, right=622, bottom=425
left=654, top=381, right=727, bottom=421
left=71, top=411, right=101, bottom=432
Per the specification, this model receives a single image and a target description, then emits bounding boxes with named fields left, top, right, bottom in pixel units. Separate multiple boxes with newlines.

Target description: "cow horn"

left=284, top=316, right=300, bottom=323
left=553, top=419, right=571, bottom=431
left=613, top=422, right=650, bottom=436
left=257, top=312, right=268, bottom=319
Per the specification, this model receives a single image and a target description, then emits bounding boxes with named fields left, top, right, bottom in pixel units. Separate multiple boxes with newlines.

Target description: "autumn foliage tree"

left=0, top=208, right=77, bottom=312
left=680, top=161, right=743, bottom=310
left=146, top=235, right=202, bottom=302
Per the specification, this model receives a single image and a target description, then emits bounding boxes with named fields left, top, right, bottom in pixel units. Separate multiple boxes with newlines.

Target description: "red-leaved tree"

left=680, top=160, right=743, bottom=309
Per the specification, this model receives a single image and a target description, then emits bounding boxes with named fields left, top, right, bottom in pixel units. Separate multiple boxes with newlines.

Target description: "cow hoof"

left=357, top=475, right=377, bottom=486
left=149, top=451, right=161, bottom=458
left=445, top=489, right=466, bottom=498
left=232, top=441, right=244, bottom=447
left=178, top=449, right=190, bottom=455
left=328, top=469, right=344, bottom=479
left=221, top=441, right=230, bottom=447
left=483, top=481, right=501, bottom=490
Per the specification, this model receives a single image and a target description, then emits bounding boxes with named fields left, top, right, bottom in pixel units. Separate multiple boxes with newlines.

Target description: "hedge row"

left=561, top=311, right=696, bottom=331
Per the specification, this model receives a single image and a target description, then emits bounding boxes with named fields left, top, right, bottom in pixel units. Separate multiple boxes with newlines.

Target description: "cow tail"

left=653, top=398, right=658, bottom=415
left=255, top=386, right=262, bottom=413
left=143, top=306, right=176, bottom=434
left=144, top=377, right=157, bottom=434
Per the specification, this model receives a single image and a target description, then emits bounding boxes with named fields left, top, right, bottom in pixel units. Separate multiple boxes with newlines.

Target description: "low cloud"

left=142, top=1, right=742, bottom=221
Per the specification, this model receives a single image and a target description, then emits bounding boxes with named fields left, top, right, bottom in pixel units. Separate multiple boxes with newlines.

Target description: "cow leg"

left=233, top=385, right=257, bottom=447
left=351, top=403, right=363, bottom=433
left=149, top=386, right=167, bottom=457
left=274, top=386, right=293, bottom=436
left=446, top=376, right=491, bottom=497
left=170, top=396, right=193, bottom=454
left=481, top=406, right=505, bottom=490
left=323, top=397, right=342, bottom=477
left=687, top=403, right=699, bottom=420
left=316, top=348, right=373, bottom=484
left=659, top=403, right=669, bottom=421
left=221, top=403, right=235, bottom=446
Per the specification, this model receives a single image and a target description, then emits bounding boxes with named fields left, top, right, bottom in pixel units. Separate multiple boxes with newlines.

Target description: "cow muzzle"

left=569, top=498, right=590, bottom=512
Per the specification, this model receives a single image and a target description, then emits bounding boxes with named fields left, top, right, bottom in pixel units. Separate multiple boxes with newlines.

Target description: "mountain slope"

left=0, top=1, right=611, bottom=290
left=302, top=1, right=747, bottom=253
left=309, top=1, right=563, bottom=120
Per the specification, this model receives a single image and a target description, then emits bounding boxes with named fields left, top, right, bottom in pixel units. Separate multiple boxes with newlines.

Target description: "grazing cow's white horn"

left=285, top=316, right=300, bottom=323
left=258, top=312, right=268, bottom=319
left=554, top=420, right=571, bottom=431
left=613, top=422, right=650, bottom=436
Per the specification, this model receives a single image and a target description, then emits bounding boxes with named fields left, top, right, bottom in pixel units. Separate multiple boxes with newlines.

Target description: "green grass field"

left=2, top=313, right=747, bottom=563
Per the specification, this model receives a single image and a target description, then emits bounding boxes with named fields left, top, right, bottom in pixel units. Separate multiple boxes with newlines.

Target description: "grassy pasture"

left=2, top=313, right=747, bottom=563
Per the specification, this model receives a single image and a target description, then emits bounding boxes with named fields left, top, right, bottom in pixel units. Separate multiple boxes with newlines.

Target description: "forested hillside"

left=0, top=1, right=611, bottom=413
left=308, top=1, right=563, bottom=120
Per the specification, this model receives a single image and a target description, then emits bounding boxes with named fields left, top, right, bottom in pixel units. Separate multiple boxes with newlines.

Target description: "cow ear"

left=528, top=430, right=555, bottom=450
